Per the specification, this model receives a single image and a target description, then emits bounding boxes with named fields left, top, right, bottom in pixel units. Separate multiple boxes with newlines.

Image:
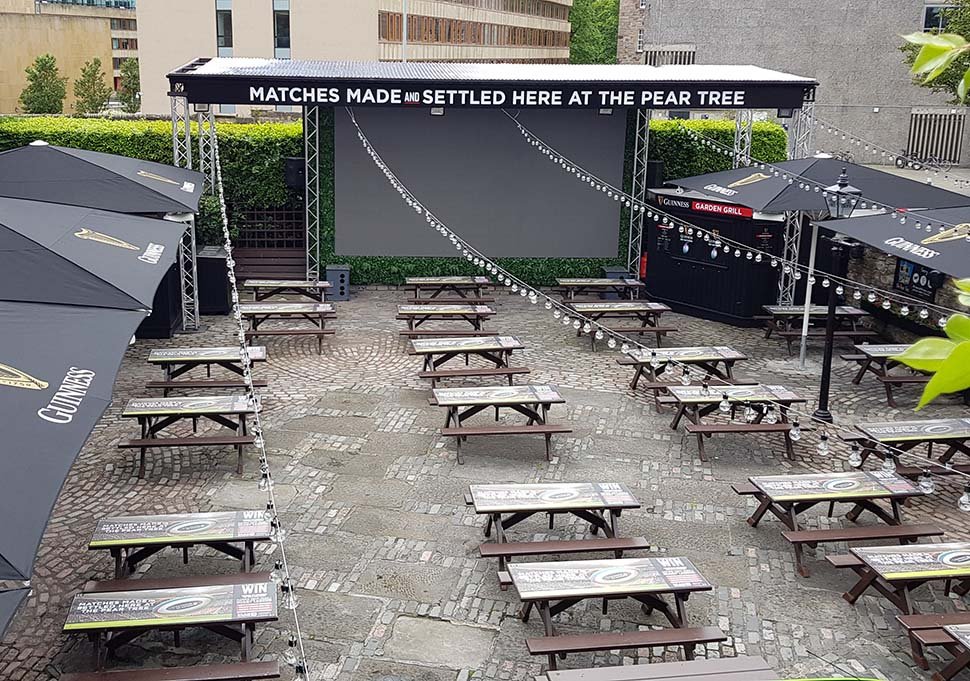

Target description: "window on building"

left=110, top=18, right=137, bottom=30
left=216, top=0, right=233, bottom=55
left=274, top=8, right=290, bottom=50
left=636, top=29, right=644, bottom=53
left=924, top=5, right=956, bottom=31
left=112, top=37, right=137, bottom=50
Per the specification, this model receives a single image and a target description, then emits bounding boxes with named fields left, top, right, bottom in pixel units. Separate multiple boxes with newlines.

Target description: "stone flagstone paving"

left=2, top=288, right=969, bottom=680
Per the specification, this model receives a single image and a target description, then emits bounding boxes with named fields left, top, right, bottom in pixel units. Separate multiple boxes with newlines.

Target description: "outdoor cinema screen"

left=334, top=107, right=625, bottom=258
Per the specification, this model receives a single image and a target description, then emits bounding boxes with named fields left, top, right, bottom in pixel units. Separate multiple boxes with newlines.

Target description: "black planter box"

left=136, top=264, right=183, bottom=339
left=198, top=246, right=231, bottom=315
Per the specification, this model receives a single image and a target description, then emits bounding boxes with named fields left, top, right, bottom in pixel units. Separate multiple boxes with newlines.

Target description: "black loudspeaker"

left=284, top=157, right=305, bottom=190
left=646, top=159, right=664, bottom=188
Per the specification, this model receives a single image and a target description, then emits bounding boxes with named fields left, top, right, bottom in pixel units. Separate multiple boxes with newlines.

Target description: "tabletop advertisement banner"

left=860, top=418, right=970, bottom=442
left=627, top=346, right=743, bottom=363
left=434, top=385, right=562, bottom=406
left=411, top=336, right=520, bottom=353
left=510, top=557, right=710, bottom=600
left=240, top=303, right=333, bottom=314
left=853, top=543, right=970, bottom=580
left=124, top=396, right=253, bottom=416
left=750, top=471, right=917, bottom=501
left=149, top=347, right=266, bottom=362
left=90, top=511, right=271, bottom=547
left=469, top=483, right=638, bottom=512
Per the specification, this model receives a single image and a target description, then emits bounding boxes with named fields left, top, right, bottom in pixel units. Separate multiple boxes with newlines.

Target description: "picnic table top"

left=667, top=384, right=803, bottom=404
left=122, top=396, right=255, bottom=417
left=238, top=302, right=334, bottom=314
left=626, top=346, right=746, bottom=363
left=398, top=304, right=494, bottom=315
left=851, top=542, right=970, bottom=581
left=856, top=418, right=970, bottom=442
left=544, top=656, right=775, bottom=681
left=433, top=384, right=564, bottom=406
left=509, top=556, right=710, bottom=601
left=405, top=276, right=491, bottom=285
left=556, top=278, right=644, bottom=287
left=242, top=279, right=331, bottom=288
left=566, top=301, right=670, bottom=313
left=762, top=304, right=867, bottom=317
left=945, top=623, right=970, bottom=649
left=148, top=347, right=267, bottom=363
left=854, top=343, right=912, bottom=358
left=749, top=471, right=921, bottom=503
left=410, top=336, right=523, bottom=354
left=468, top=483, right=639, bottom=513
left=63, top=581, right=277, bottom=632
left=89, top=511, right=272, bottom=548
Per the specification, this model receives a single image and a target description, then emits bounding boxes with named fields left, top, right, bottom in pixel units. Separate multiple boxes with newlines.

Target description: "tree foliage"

left=902, top=2, right=970, bottom=103
left=118, top=58, right=141, bottom=113
left=19, top=54, right=67, bottom=114
left=570, top=0, right=619, bottom=64
left=73, top=58, right=112, bottom=115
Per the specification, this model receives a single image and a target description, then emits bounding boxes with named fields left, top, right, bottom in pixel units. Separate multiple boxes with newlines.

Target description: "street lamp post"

left=813, top=168, right=861, bottom=423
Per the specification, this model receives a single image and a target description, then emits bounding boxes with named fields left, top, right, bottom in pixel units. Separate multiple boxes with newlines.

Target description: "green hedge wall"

left=0, top=114, right=787, bottom=285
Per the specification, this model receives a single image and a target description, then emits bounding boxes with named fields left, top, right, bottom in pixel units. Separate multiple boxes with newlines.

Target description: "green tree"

left=73, top=57, right=111, bottom=115
left=570, top=0, right=619, bottom=64
left=18, top=54, right=67, bottom=114
left=118, top=58, right=140, bottom=113
left=902, top=2, right=970, bottom=103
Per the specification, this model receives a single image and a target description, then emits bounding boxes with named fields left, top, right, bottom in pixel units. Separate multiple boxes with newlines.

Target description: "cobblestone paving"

left=2, top=288, right=969, bottom=680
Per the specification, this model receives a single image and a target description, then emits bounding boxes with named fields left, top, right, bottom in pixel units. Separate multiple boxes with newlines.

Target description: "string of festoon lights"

left=806, top=112, right=970, bottom=190
left=673, top=122, right=970, bottom=320
left=344, top=106, right=970, bottom=509
left=212, top=135, right=310, bottom=679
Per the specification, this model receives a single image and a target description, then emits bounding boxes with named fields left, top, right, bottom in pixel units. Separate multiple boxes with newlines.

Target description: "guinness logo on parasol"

left=727, top=172, right=772, bottom=188
left=921, top=223, right=970, bottom=245
left=0, top=363, right=48, bottom=391
left=74, top=228, right=139, bottom=251
left=137, top=169, right=180, bottom=186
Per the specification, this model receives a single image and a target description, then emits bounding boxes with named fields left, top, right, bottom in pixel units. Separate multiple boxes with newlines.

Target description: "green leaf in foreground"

left=916, top=340, right=970, bottom=409
left=902, top=31, right=969, bottom=48
left=891, top=336, right=958, bottom=372
left=945, top=313, right=970, bottom=341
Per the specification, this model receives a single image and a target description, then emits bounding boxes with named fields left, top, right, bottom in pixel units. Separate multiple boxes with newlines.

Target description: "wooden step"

left=479, top=536, right=649, bottom=559
left=526, top=626, right=726, bottom=656
left=62, top=661, right=281, bottom=681
left=783, top=523, right=944, bottom=546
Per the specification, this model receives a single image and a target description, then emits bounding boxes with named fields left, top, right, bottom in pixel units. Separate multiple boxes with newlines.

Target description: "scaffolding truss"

left=627, top=109, right=652, bottom=275
left=788, top=100, right=816, bottom=160
left=177, top=215, right=201, bottom=331
left=170, top=85, right=192, bottom=171
left=168, top=86, right=200, bottom=332
left=197, top=108, right=216, bottom=194
left=778, top=210, right=802, bottom=305
left=304, top=105, right=322, bottom=280
left=733, top=110, right=754, bottom=168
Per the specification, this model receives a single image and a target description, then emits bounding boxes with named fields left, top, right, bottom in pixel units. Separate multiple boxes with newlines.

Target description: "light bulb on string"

left=881, top=299, right=892, bottom=310
left=582, top=322, right=592, bottom=334
left=718, top=393, right=731, bottom=413
left=280, top=578, right=299, bottom=610
left=649, top=351, right=662, bottom=368
left=595, top=329, right=604, bottom=340
left=562, top=315, right=572, bottom=326
left=848, top=445, right=863, bottom=468
left=790, top=421, right=801, bottom=441
left=258, top=472, right=273, bottom=492
left=282, top=634, right=299, bottom=667
left=816, top=434, right=829, bottom=455
left=918, top=471, right=935, bottom=494
left=263, top=501, right=275, bottom=522
left=959, top=485, right=970, bottom=512
left=867, top=291, right=877, bottom=303
left=544, top=300, right=553, bottom=310
left=743, top=405, right=757, bottom=423
left=853, top=289, right=862, bottom=301
left=764, top=405, right=778, bottom=424
left=270, top=559, right=284, bottom=585
left=607, top=337, right=617, bottom=349
left=881, top=453, right=897, bottom=473
left=620, top=343, right=630, bottom=353
left=572, top=318, right=581, bottom=329
left=919, top=308, right=930, bottom=319
left=836, top=285, right=844, bottom=295
left=821, top=278, right=830, bottom=288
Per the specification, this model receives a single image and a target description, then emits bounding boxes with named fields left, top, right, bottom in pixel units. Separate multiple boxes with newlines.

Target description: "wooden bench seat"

left=85, top=571, right=272, bottom=594
left=62, top=661, right=281, bottom=681
left=399, top=329, right=492, bottom=338
left=417, top=366, right=530, bottom=388
left=876, top=375, right=930, bottom=384
left=596, top=326, right=678, bottom=349
left=146, top=379, right=268, bottom=396
left=899, top=612, right=970, bottom=669
left=440, top=424, right=572, bottom=463
left=775, top=329, right=879, bottom=355
left=684, top=422, right=793, bottom=462
left=526, top=626, right=727, bottom=670
left=634, top=380, right=758, bottom=413
left=480, top=536, right=650, bottom=560
left=840, top=353, right=867, bottom=362
left=244, top=328, right=334, bottom=355
left=825, top=553, right=864, bottom=569
left=782, top=523, right=945, bottom=577
left=896, top=464, right=970, bottom=479
left=731, top=482, right=760, bottom=496
left=118, top=435, right=255, bottom=478
left=405, top=297, right=495, bottom=304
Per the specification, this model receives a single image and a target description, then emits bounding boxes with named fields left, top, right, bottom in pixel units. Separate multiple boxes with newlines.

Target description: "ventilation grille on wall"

left=643, top=45, right=696, bottom=66
left=907, top=107, right=966, bottom=163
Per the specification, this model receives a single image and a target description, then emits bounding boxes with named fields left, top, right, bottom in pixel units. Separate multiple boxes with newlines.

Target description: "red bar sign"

left=691, top=200, right=753, bottom=218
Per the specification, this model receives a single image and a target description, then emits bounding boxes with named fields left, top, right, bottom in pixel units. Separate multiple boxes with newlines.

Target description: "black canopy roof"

left=666, top=158, right=969, bottom=214
left=821, top=207, right=970, bottom=279
left=168, top=57, right=816, bottom=110
left=0, top=143, right=204, bottom=214
left=0, top=197, right=186, bottom=310
left=0, top=589, right=28, bottom=640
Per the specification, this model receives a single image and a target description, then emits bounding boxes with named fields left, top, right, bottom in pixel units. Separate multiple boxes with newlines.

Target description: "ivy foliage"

left=0, top=114, right=787, bottom=284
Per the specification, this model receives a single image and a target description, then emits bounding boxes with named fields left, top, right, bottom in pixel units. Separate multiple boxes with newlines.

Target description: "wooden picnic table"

left=239, top=302, right=335, bottom=354
left=843, top=542, right=970, bottom=614
left=432, top=385, right=570, bottom=462
left=556, top=277, right=644, bottom=300
left=621, top=346, right=747, bottom=389
left=760, top=304, right=874, bottom=354
left=937, top=623, right=970, bottom=680
left=544, top=656, right=776, bottom=681
left=566, top=301, right=673, bottom=349
left=409, top=335, right=524, bottom=370
left=147, top=347, right=267, bottom=396
left=405, top=276, right=491, bottom=299
left=851, top=418, right=970, bottom=472
left=120, top=396, right=256, bottom=477
left=64, top=577, right=277, bottom=668
left=510, top=556, right=712, bottom=668
left=397, top=304, right=495, bottom=331
left=243, top=278, right=330, bottom=302
left=89, top=511, right=272, bottom=579
left=847, top=343, right=927, bottom=406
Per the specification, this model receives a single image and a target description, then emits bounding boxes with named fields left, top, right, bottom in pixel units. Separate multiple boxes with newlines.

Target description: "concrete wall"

left=0, top=11, right=112, bottom=113
left=291, top=0, right=378, bottom=60
left=617, top=0, right=970, bottom=166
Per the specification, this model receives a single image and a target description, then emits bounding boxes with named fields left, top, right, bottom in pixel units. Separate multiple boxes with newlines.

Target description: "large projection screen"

left=334, top=107, right=626, bottom=258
